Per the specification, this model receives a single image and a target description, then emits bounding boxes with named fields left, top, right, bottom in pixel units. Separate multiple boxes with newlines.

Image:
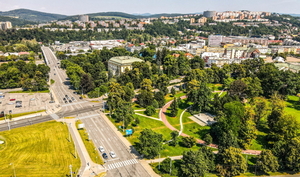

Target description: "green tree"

left=171, top=87, right=176, bottom=97
left=169, top=130, right=179, bottom=146
left=180, top=150, right=208, bottom=177
left=257, top=150, right=279, bottom=173
left=170, top=98, right=178, bottom=117
left=216, top=147, right=247, bottom=177
left=154, top=91, right=166, bottom=108
left=145, top=105, right=156, bottom=116
left=203, top=133, right=213, bottom=145
left=181, top=136, right=196, bottom=148
left=136, top=129, right=163, bottom=159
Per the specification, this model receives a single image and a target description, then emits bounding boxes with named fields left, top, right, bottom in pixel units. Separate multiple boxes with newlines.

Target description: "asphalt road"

left=0, top=46, right=151, bottom=177
left=80, top=113, right=150, bottom=177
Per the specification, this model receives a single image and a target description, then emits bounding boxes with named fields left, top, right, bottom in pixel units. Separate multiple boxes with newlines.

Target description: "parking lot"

left=0, top=91, right=54, bottom=115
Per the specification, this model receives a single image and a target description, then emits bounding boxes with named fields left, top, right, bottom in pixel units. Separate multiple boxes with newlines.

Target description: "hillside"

left=61, top=11, right=189, bottom=21
left=0, top=15, right=36, bottom=26
left=0, top=9, right=67, bottom=22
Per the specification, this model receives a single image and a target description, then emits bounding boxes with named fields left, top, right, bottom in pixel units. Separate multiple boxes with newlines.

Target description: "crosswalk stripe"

left=107, top=159, right=139, bottom=170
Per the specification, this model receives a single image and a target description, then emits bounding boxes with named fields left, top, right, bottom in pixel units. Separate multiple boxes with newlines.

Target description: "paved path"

left=159, top=95, right=261, bottom=155
left=135, top=113, right=162, bottom=121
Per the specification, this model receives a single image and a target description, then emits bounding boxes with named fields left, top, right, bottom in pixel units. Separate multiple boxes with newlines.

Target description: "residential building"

left=79, top=15, right=89, bottom=22
left=0, top=21, right=12, bottom=30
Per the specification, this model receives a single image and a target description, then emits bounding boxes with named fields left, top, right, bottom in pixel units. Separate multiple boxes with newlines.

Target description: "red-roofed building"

left=268, top=40, right=283, bottom=45
left=185, top=53, right=194, bottom=59
left=18, top=52, right=30, bottom=55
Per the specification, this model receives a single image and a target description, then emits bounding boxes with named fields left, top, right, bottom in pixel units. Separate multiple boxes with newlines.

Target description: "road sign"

left=126, top=129, right=133, bottom=135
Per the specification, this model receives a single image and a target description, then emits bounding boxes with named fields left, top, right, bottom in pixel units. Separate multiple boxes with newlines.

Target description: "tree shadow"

left=255, top=134, right=268, bottom=149
left=286, top=98, right=300, bottom=110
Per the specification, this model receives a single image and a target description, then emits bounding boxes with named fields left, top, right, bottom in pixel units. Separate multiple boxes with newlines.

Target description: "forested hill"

left=61, top=12, right=189, bottom=21
left=0, top=9, right=67, bottom=23
left=0, top=15, right=36, bottom=26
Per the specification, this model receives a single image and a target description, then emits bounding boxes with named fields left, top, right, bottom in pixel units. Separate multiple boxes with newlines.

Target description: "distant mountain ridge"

left=0, top=15, right=36, bottom=26
left=0, top=8, right=195, bottom=25
left=62, top=11, right=191, bottom=21
left=0, top=9, right=67, bottom=22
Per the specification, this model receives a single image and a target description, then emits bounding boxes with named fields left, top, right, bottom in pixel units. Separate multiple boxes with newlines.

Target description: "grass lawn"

left=135, top=110, right=160, bottom=119
left=127, top=115, right=173, bottom=145
left=9, top=90, right=50, bottom=93
left=285, top=95, right=300, bottom=121
left=76, top=121, right=103, bottom=165
left=0, top=121, right=81, bottom=177
left=165, top=92, right=186, bottom=102
left=0, top=110, right=45, bottom=121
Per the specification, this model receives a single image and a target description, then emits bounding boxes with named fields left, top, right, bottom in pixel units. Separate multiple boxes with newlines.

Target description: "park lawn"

left=0, top=121, right=81, bottom=177
left=165, top=92, right=186, bottom=102
left=135, top=109, right=160, bottom=119
left=208, top=83, right=224, bottom=91
left=127, top=115, right=173, bottom=145
left=76, top=121, right=103, bottom=165
left=284, top=95, right=300, bottom=121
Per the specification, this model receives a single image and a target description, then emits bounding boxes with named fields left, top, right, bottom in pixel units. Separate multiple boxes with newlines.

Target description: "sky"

left=0, top=0, right=299, bottom=15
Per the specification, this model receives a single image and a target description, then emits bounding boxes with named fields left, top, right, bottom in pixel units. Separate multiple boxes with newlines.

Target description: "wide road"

left=1, top=46, right=151, bottom=177
left=79, top=112, right=150, bottom=177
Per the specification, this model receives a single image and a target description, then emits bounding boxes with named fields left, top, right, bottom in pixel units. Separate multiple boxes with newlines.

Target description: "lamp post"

left=10, top=163, right=16, bottom=177
left=158, top=153, right=161, bottom=169
left=169, top=157, right=172, bottom=175
left=69, top=164, right=73, bottom=177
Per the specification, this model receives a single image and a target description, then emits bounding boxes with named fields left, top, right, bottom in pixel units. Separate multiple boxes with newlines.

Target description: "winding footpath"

left=159, top=95, right=261, bottom=155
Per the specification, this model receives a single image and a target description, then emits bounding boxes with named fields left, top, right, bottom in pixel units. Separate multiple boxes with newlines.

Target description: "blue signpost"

left=125, top=129, right=133, bottom=136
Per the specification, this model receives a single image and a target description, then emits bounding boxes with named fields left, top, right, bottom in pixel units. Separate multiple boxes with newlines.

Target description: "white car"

left=99, top=146, right=105, bottom=153
left=109, top=151, right=116, bottom=158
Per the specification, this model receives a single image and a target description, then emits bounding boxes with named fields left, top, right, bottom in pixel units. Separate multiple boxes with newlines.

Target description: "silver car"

left=109, top=151, right=116, bottom=158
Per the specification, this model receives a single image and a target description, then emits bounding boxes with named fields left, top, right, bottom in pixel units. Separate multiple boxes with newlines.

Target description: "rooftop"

left=109, top=56, right=143, bottom=64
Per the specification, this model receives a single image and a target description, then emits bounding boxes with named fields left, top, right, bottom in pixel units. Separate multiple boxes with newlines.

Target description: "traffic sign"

left=125, top=129, right=133, bottom=135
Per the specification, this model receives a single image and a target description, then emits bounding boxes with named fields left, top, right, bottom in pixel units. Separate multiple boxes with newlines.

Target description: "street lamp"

left=10, top=163, right=16, bottom=177
left=69, top=164, right=73, bottom=177
left=168, top=156, right=172, bottom=175
left=4, top=112, right=11, bottom=131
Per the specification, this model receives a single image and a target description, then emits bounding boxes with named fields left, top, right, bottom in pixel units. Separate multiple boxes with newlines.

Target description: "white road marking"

left=107, top=159, right=139, bottom=170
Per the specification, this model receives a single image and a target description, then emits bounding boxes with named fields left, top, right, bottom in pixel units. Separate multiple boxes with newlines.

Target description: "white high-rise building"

left=79, top=15, right=89, bottom=22
left=0, top=21, right=12, bottom=30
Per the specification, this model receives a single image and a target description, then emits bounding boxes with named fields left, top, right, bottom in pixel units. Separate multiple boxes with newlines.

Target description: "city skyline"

left=0, top=0, right=299, bottom=16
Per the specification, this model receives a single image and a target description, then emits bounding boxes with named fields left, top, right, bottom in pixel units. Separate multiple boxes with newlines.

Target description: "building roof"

left=109, top=56, right=143, bottom=65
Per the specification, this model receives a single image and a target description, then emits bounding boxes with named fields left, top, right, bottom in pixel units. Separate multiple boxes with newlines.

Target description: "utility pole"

left=4, top=113, right=11, bottom=131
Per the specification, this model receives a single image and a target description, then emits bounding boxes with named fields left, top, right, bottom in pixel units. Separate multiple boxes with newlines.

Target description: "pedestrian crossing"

left=107, top=159, right=139, bottom=170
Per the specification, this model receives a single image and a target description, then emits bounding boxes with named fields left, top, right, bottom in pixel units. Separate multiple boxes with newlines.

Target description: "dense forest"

left=0, top=60, right=49, bottom=90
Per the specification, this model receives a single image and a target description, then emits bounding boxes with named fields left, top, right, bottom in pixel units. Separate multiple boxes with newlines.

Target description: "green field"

left=0, top=121, right=81, bottom=177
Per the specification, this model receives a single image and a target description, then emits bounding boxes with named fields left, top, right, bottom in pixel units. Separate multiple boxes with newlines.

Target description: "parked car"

left=109, top=151, right=116, bottom=158
left=99, top=146, right=105, bottom=153
left=9, top=99, right=16, bottom=101
left=102, top=153, right=108, bottom=159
